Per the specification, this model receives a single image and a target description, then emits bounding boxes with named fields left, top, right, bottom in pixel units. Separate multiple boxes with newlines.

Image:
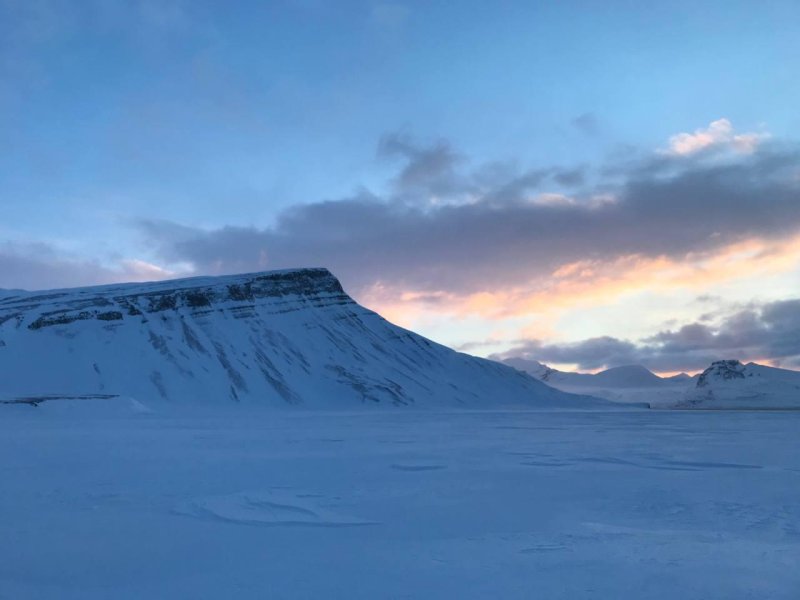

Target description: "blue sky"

left=2, top=0, right=800, bottom=372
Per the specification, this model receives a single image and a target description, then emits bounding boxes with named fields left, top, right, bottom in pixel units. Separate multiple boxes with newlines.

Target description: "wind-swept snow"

left=0, top=406, right=797, bottom=599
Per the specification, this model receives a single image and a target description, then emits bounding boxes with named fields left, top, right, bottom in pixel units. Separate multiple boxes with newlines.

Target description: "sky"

left=2, top=0, right=800, bottom=374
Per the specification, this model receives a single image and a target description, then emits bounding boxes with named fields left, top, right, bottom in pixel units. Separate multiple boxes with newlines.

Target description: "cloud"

left=5, top=122, right=800, bottom=373
left=377, top=132, right=467, bottom=200
left=663, top=118, right=769, bottom=156
left=571, top=112, right=599, bottom=136
left=369, top=3, right=409, bottom=30
left=137, top=130, right=800, bottom=299
left=0, top=241, right=176, bottom=291
left=495, top=298, right=800, bottom=372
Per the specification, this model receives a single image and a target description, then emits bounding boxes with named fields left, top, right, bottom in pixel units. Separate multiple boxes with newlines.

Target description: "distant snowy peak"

left=0, top=269, right=603, bottom=410
left=664, top=372, right=695, bottom=383
left=696, top=359, right=747, bottom=386
left=502, top=359, right=676, bottom=389
left=679, top=360, right=800, bottom=409
left=591, top=365, right=666, bottom=388
left=503, top=355, right=800, bottom=410
left=500, top=358, right=554, bottom=380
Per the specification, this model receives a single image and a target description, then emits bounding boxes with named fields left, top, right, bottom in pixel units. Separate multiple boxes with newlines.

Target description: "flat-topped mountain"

left=0, top=268, right=602, bottom=409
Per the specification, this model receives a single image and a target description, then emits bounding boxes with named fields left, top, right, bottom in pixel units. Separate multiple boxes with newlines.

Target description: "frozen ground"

left=1, top=403, right=799, bottom=599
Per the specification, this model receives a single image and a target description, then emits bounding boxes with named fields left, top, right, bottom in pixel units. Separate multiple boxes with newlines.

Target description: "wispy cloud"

left=0, top=241, right=176, bottom=291
left=663, top=118, right=769, bottom=156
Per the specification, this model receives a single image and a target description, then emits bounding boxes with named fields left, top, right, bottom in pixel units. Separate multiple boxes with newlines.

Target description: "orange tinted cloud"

left=663, top=118, right=768, bottom=156
left=360, top=234, right=800, bottom=333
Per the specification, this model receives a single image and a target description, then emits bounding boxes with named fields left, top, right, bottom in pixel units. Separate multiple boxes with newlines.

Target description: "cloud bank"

left=0, top=241, right=173, bottom=291
left=493, top=298, right=800, bottom=373
left=138, top=123, right=800, bottom=299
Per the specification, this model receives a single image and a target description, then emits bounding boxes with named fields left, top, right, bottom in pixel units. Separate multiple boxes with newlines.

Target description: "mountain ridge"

left=501, top=358, right=683, bottom=388
left=501, top=356, right=800, bottom=409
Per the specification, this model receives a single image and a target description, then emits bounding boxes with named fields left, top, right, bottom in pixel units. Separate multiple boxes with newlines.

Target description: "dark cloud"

left=553, top=167, right=585, bottom=187
left=377, top=133, right=467, bottom=198
left=0, top=241, right=169, bottom=291
left=571, top=112, right=600, bottom=136
left=137, top=136, right=800, bottom=297
left=496, top=299, right=800, bottom=372
left=499, top=336, right=641, bottom=371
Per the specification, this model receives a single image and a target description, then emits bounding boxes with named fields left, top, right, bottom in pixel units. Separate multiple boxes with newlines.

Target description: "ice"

left=1, top=404, right=798, bottom=599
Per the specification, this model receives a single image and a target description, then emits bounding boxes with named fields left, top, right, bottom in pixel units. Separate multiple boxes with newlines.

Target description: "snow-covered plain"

left=2, top=402, right=798, bottom=599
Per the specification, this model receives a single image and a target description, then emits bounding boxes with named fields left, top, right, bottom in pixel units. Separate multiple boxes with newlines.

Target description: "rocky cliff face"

left=2, top=268, right=348, bottom=331
left=0, top=269, right=601, bottom=409
left=696, top=360, right=747, bottom=387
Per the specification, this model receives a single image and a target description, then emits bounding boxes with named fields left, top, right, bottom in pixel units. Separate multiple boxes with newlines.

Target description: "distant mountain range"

left=502, top=357, right=800, bottom=409
left=502, top=358, right=694, bottom=388
left=0, top=269, right=605, bottom=410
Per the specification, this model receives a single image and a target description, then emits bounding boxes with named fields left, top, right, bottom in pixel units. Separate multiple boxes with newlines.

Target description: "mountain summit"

left=0, top=268, right=600, bottom=409
left=679, top=359, right=800, bottom=409
left=502, top=359, right=675, bottom=389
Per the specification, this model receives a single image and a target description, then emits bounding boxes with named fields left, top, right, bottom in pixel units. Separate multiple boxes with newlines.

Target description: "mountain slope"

left=0, top=269, right=602, bottom=409
left=677, top=360, right=800, bottom=409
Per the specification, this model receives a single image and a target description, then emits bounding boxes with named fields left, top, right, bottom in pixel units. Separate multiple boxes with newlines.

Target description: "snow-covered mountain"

left=501, top=358, right=693, bottom=406
left=503, top=355, right=800, bottom=409
left=664, top=372, right=696, bottom=384
left=0, top=268, right=603, bottom=409
left=501, top=358, right=555, bottom=381
left=582, top=365, right=669, bottom=388
left=677, top=360, right=800, bottom=409
left=503, top=356, right=800, bottom=409
left=502, top=359, right=674, bottom=388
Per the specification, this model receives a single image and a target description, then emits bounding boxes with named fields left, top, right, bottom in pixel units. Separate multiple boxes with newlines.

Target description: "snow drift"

left=0, top=268, right=601, bottom=409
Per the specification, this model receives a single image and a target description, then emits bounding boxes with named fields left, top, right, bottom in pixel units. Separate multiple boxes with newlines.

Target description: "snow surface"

left=1, top=402, right=798, bottom=599
left=0, top=269, right=601, bottom=409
